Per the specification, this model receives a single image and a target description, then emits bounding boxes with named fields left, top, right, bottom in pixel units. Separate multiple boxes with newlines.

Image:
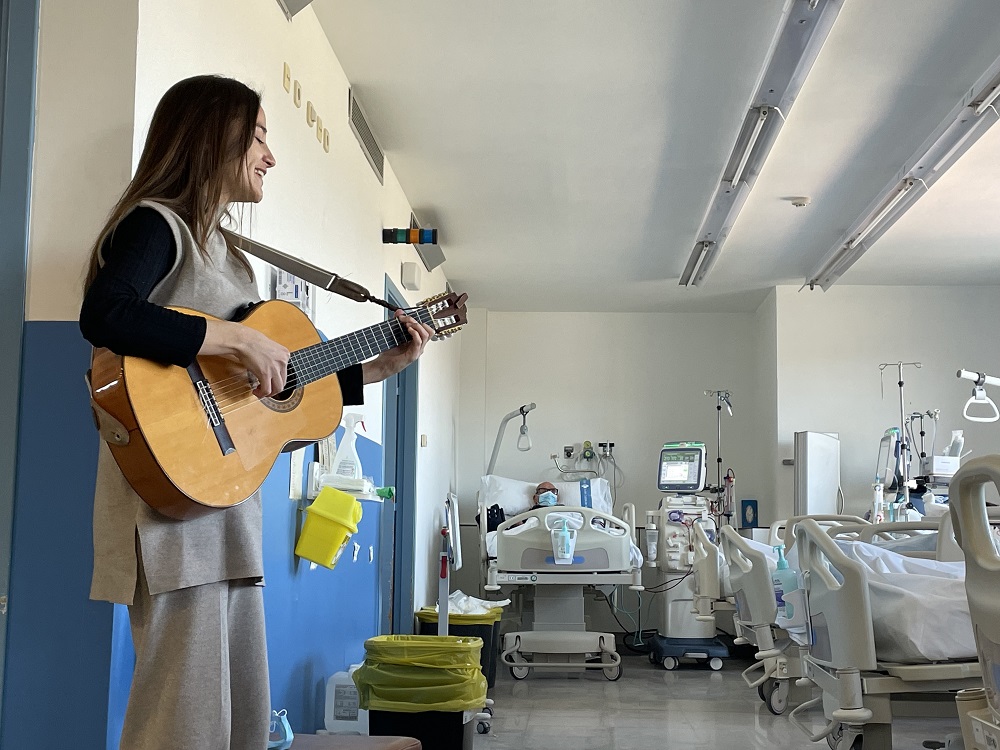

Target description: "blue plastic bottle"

left=771, top=545, right=800, bottom=620
left=558, top=520, right=572, bottom=558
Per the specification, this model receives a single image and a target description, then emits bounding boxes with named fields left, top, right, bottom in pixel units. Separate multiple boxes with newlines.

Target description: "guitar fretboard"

left=285, top=307, right=433, bottom=389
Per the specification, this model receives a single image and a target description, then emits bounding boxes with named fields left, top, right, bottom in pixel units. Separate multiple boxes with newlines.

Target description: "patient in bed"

left=530, top=482, right=562, bottom=510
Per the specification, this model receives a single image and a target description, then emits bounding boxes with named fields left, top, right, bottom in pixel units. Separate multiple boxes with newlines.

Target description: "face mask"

left=538, top=491, right=557, bottom=507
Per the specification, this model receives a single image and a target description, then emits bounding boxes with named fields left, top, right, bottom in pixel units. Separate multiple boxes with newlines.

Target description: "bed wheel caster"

left=648, top=651, right=657, bottom=665
left=603, top=664, right=623, bottom=681
left=827, top=724, right=863, bottom=750
left=510, top=665, right=530, bottom=680
left=708, top=657, right=724, bottom=671
left=662, top=656, right=679, bottom=670
left=477, top=721, right=491, bottom=734
left=765, top=680, right=788, bottom=715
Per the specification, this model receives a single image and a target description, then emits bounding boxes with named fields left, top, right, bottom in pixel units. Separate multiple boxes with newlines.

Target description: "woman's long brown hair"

left=83, top=75, right=260, bottom=293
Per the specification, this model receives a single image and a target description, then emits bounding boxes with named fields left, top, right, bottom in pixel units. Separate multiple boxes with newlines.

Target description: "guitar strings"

left=197, top=305, right=448, bottom=428
left=210, top=318, right=413, bottom=410
left=210, top=313, right=427, bottom=418
left=207, top=311, right=424, bottom=406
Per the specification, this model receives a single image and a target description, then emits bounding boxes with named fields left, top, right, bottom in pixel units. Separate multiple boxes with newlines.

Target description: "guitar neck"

left=288, top=307, right=432, bottom=387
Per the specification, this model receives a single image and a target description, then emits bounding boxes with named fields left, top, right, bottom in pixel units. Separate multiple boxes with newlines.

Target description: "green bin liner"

left=353, top=635, right=487, bottom=714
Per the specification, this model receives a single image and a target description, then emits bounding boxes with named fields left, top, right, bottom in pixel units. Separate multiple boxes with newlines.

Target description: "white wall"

left=772, top=285, right=1000, bottom=519
left=28, top=0, right=461, bottom=609
left=456, top=309, right=765, bottom=519
left=26, top=0, right=138, bottom=321
left=752, top=289, right=779, bottom=522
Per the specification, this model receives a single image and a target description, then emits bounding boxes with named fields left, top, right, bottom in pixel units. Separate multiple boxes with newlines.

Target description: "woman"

left=79, top=75, right=433, bottom=749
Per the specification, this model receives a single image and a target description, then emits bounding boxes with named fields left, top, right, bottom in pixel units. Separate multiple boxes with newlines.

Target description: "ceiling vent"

left=348, top=88, right=384, bottom=185
left=410, top=212, right=446, bottom=271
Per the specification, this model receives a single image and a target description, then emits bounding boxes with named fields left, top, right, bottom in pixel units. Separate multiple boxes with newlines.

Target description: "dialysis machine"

left=645, top=442, right=729, bottom=670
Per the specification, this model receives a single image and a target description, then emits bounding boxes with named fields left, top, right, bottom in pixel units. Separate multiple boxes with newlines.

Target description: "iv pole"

left=879, top=362, right=921, bottom=514
left=704, top=389, right=733, bottom=523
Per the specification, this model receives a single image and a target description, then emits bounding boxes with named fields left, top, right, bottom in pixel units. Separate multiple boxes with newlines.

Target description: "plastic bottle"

left=557, top=520, right=572, bottom=559
left=772, top=545, right=801, bottom=621
left=334, top=414, right=365, bottom=479
left=947, top=430, right=965, bottom=458
left=872, top=483, right=885, bottom=524
left=646, top=521, right=659, bottom=563
left=324, top=665, right=368, bottom=734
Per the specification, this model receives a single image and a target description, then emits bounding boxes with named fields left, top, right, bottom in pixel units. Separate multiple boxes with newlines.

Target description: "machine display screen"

left=657, top=445, right=706, bottom=492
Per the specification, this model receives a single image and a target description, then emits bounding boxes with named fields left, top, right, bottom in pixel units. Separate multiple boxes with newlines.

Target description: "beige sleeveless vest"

left=90, top=201, right=264, bottom=604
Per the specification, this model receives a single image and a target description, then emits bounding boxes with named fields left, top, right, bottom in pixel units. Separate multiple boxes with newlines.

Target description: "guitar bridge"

left=187, top=362, right=237, bottom=456
left=197, top=379, right=223, bottom=427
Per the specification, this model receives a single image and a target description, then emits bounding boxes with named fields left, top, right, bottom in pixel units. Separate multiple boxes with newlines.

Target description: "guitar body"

left=89, top=300, right=343, bottom=519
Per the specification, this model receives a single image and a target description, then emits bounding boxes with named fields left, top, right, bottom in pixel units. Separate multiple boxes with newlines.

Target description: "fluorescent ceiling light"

left=681, top=0, right=845, bottom=287
left=805, top=56, right=1000, bottom=291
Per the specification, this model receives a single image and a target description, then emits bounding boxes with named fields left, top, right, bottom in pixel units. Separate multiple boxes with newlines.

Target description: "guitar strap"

left=220, top=229, right=400, bottom=312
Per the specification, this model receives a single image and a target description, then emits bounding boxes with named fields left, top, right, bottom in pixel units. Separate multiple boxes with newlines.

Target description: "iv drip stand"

left=879, top=362, right=921, bottom=511
left=704, top=389, right=733, bottom=522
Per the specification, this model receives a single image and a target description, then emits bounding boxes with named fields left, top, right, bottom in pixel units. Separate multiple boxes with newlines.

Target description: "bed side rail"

left=951, top=458, right=1000, bottom=655
left=769, top=514, right=869, bottom=550
left=720, top=526, right=776, bottom=629
left=691, top=522, right=721, bottom=621
left=796, top=518, right=878, bottom=672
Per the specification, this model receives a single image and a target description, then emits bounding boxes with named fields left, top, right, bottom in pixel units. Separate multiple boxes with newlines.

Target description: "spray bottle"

left=334, top=414, right=365, bottom=479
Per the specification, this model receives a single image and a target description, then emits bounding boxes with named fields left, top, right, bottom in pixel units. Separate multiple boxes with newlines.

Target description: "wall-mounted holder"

left=383, top=227, right=438, bottom=244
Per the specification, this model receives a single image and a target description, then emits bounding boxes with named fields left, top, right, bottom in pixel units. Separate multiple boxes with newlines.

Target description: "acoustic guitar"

left=88, top=292, right=467, bottom=519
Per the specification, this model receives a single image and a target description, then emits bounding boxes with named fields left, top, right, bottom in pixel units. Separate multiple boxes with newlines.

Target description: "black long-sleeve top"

left=79, top=207, right=364, bottom=404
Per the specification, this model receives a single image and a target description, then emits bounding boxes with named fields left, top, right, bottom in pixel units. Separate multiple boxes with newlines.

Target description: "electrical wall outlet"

left=563, top=445, right=575, bottom=459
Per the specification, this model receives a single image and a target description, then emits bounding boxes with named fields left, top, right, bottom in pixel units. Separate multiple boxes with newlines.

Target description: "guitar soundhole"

left=261, top=364, right=304, bottom=413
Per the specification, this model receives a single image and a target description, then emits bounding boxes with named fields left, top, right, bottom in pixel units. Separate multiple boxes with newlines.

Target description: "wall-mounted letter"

left=293, top=81, right=302, bottom=108
left=323, top=129, right=330, bottom=153
left=283, top=63, right=291, bottom=93
left=306, top=101, right=317, bottom=126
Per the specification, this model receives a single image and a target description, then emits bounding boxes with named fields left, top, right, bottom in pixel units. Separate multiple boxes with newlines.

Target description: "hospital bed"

left=478, top=475, right=642, bottom=680
left=719, top=518, right=852, bottom=717
left=788, top=517, right=982, bottom=750
left=713, top=516, right=871, bottom=715
left=941, top=459, right=1000, bottom=749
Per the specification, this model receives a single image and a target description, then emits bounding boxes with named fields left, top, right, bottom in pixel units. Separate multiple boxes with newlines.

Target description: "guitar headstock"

left=420, top=291, right=469, bottom=340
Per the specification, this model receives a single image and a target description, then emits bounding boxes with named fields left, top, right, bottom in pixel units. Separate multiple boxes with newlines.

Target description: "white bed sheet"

left=834, top=540, right=975, bottom=663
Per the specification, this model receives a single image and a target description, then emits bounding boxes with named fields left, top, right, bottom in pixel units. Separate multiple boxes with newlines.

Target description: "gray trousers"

left=120, top=559, right=270, bottom=750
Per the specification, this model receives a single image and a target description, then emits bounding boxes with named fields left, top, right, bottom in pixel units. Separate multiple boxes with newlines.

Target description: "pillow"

left=480, top=475, right=613, bottom=516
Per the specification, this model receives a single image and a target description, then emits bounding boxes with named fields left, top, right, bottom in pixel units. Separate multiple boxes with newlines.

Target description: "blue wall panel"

left=3, top=321, right=387, bottom=746
left=1, top=322, right=112, bottom=750
left=260, top=434, right=384, bottom=734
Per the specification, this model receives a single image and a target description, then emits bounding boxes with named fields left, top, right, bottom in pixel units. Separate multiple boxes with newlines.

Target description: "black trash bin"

left=415, top=607, right=502, bottom=688
left=354, top=635, right=487, bottom=750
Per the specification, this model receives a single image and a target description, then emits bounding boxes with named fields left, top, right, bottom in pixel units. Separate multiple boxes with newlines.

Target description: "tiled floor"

left=475, top=651, right=962, bottom=749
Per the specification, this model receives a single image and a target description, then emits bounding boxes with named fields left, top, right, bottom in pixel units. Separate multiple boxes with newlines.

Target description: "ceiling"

left=312, top=0, right=1000, bottom=312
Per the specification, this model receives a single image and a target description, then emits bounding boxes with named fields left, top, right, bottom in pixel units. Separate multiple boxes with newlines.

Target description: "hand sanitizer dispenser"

left=772, top=545, right=801, bottom=621
left=552, top=519, right=576, bottom=565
